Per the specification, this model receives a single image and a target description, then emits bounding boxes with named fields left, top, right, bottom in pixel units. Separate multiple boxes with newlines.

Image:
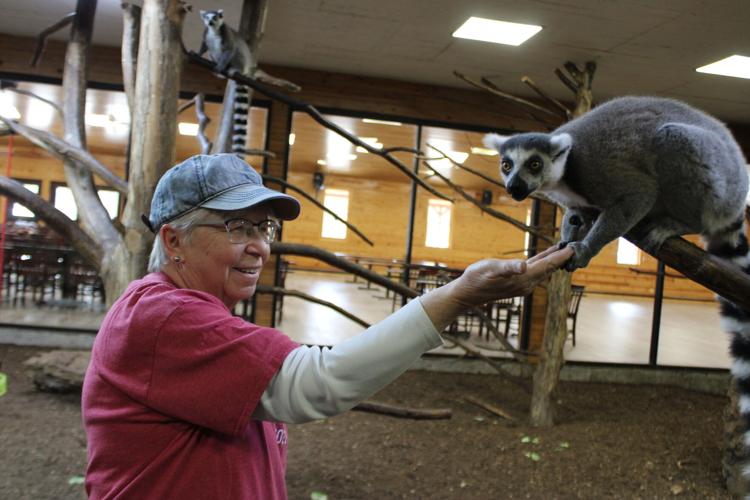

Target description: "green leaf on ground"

left=68, top=476, right=85, bottom=486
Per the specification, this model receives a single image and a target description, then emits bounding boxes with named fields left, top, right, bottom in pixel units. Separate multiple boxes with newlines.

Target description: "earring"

left=173, top=256, right=183, bottom=263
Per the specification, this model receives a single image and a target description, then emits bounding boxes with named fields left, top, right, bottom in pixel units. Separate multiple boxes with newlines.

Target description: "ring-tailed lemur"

left=484, top=95, right=750, bottom=481
left=199, top=9, right=252, bottom=156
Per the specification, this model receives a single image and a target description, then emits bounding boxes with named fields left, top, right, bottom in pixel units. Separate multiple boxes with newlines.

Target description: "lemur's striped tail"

left=706, top=216, right=750, bottom=492
left=231, top=84, right=250, bottom=156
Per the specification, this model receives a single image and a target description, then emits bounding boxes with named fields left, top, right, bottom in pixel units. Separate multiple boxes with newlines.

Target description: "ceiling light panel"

left=453, top=17, right=542, bottom=46
left=696, top=55, right=750, bottom=79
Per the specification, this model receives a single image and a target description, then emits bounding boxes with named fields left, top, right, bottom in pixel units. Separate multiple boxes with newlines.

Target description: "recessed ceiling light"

left=453, top=17, right=542, bottom=46
left=696, top=55, right=750, bottom=79
left=178, top=122, right=199, bottom=136
left=362, top=118, right=402, bottom=126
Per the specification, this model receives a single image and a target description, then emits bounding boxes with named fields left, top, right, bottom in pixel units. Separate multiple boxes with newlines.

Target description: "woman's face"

left=175, top=206, right=273, bottom=308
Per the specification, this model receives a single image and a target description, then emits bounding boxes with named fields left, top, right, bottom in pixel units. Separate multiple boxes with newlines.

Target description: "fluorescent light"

left=288, top=133, right=296, bottom=145
left=178, top=122, right=199, bottom=136
left=0, top=92, right=21, bottom=120
left=362, top=118, right=402, bottom=126
left=317, top=159, right=327, bottom=166
left=471, top=146, right=499, bottom=156
left=453, top=17, right=542, bottom=46
left=696, top=55, right=750, bottom=79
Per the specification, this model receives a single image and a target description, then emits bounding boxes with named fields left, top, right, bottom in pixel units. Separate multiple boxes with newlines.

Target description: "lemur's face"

left=483, top=132, right=572, bottom=201
left=200, top=9, right=224, bottom=29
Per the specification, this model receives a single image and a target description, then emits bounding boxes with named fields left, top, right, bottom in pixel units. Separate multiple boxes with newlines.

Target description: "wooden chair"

left=568, top=285, right=585, bottom=346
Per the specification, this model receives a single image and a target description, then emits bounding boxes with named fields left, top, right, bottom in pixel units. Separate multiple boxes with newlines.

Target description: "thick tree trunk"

left=105, top=0, right=187, bottom=303
left=530, top=270, right=572, bottom=426
left=529, top=62, right=595, bottom=427
left=212, top=0, right=267, bottom=153
left=61, top=0, right=120, bottom=254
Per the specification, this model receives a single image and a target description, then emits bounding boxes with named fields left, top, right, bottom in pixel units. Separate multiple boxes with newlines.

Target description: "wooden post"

left=254, top=101, right=291, bottom=326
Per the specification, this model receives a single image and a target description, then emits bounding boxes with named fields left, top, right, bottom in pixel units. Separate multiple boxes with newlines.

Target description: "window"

left=8, top=180, right=41, bottom=219
left=616, top=237, right=640, bottom=265
left=52, top=184, right=121, bottom=221
left=425, top=199, right=452, bottom=248
left=321, top=189, right=349, bottom=239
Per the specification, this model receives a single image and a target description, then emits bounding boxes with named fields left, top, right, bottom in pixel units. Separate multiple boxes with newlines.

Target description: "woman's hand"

left=419, top=245, right=574, bottom=332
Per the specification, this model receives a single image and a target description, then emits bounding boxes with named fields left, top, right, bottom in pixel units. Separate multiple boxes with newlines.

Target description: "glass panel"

left=656, top=233, right=730, bottom=369
left=282, top=111, right=418, bottom=345
left=564, top=240, right=655, bottom=364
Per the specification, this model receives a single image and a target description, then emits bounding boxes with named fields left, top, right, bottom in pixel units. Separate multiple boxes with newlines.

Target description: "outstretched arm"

left=252, top=246, right=573, bottom=423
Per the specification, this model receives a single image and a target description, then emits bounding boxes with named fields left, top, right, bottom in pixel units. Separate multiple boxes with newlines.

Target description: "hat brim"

left=200, top=183, right=301, bottom=220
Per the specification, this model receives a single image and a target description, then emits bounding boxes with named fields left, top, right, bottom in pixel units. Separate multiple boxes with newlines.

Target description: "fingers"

left=525, top=246, right=574, bottom=279
left=527, top=244, right=565, bottom=264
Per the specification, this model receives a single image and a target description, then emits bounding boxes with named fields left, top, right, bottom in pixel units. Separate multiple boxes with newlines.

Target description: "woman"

left=82, top=153, right=573, bottom=499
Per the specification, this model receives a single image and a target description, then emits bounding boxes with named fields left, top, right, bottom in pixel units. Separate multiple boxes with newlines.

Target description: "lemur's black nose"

left=506, top=179, right=530, bottom=201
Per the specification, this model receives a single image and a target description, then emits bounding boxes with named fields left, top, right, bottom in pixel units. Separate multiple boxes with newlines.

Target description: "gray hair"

left=147, top=208, right=217, bottom=272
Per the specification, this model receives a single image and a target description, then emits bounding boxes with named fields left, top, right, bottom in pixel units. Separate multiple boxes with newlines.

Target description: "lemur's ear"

left=482, top=133, right=509, bottom=152
left=550, top=133, right=572, bottom=160
left=200, top=9, right=206, bottom=15
left=217, top=9, right=224, bottom=16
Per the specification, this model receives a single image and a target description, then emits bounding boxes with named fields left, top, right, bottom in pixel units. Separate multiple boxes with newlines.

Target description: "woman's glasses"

left=198, top=218, right=281, bottom=244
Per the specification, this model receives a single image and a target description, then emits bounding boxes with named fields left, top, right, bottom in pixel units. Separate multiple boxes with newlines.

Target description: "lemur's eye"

left=529, top=160, right=542, bottom=171
left=500, top=160, right=512, bottom=174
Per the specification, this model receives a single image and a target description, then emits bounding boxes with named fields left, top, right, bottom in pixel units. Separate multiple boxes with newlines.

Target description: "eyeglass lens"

left=226, top=219, right=280, bottom=243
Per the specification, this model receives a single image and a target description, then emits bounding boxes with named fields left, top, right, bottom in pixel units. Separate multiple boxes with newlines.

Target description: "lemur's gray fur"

left=483, top=96, right=748, bottom=271
left=486, top=96, right=750, bottom=488
left=199, top=9, right=252, bottom=156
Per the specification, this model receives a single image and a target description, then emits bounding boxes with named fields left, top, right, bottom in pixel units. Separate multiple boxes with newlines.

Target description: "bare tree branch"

left=424, top=143, right=505, bottom=188
left=30, top=12, right=76, bottom=67
left=554, top=68, right=578, bottom=94
left=0, top=117, right=128, bottom=194
left=520, top=76, right=571, bottom=119
left=453, top=71, right=560, bottom=119
left=421, top=159, right=553, bottom=243
left=256, top=285, right=370, bottom=328
left=186, top=50, right=452, bottom=201
left=352, top=401, right=452, bottom=420
left=0, top=176, right=103, bottom=268
left=0, top=81, right=63, bottom=118
left=243, top=148, right=275, bottom=158
left=263, top=175, right=374, bottom=246
left=121, top=3, right=141, bottom=115
left=193, top=93, right=211, bottom=154
left=627, top=229, right=750, bottom=314
left=254, top=68, right=301, bottom=92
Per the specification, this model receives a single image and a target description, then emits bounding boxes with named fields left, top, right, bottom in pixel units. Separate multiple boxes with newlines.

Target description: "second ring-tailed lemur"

left=484, top=95, right=750, bottom=482
left=199, top=9, right=252, bottom=156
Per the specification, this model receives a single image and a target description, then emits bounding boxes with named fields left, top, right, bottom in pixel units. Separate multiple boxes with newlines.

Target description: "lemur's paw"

left=563, top=242, right=593, bottom=272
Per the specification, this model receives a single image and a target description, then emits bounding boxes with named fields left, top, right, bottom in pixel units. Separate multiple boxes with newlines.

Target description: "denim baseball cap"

left=143, top=154, right=300, bottom=232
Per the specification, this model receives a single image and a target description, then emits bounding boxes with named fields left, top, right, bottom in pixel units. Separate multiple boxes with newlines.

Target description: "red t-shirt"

left=82, top=272, right=299, bottom=499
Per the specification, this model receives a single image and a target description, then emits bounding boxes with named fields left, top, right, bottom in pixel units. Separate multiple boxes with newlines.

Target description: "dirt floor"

left=0, top=345, right=731, bottom=499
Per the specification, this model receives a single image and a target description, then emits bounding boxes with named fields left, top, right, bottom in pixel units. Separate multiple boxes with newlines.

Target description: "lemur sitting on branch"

left=484, top=95, right=750, bottom=480
left=199, top=9, right=252, bottom=156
